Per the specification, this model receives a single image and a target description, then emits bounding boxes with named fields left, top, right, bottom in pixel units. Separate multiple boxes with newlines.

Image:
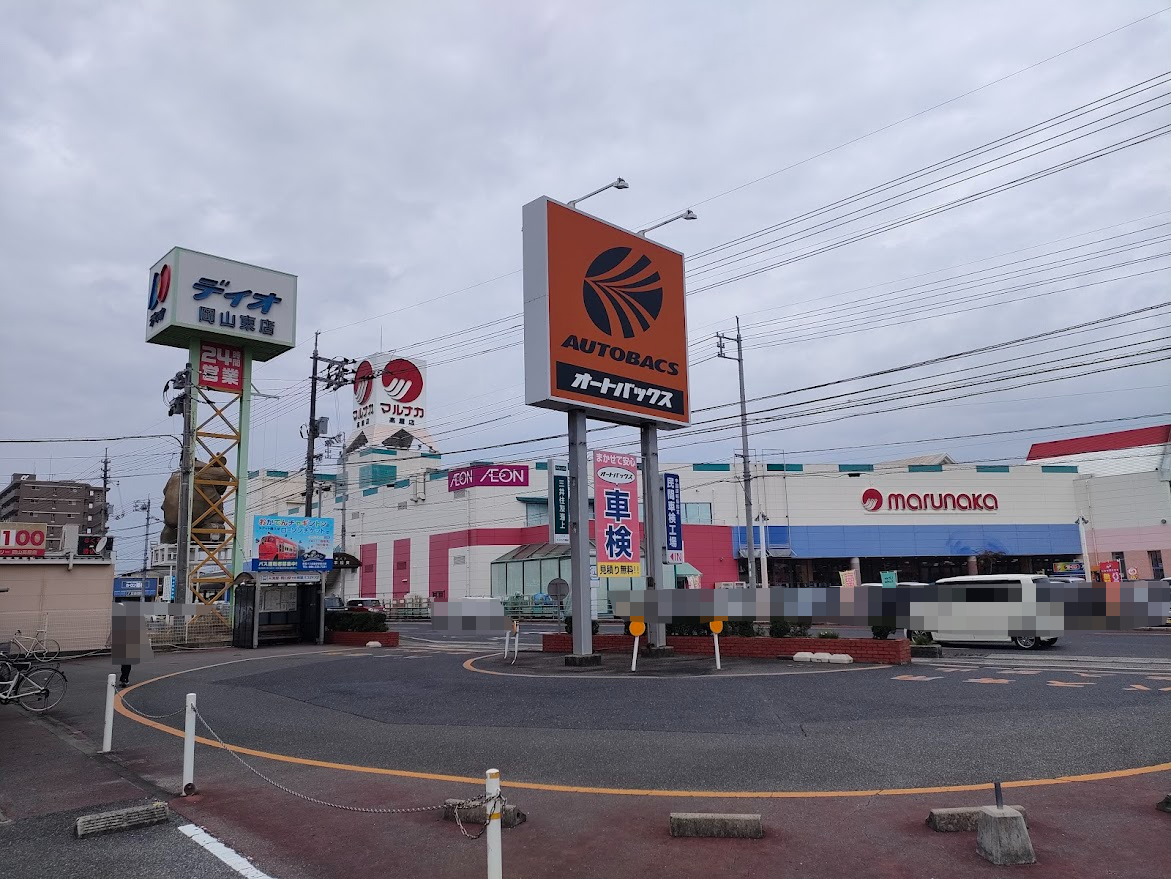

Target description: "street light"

left=568, top=177, right=629, bottom=208
left=638, top=209, right=697, bottom=237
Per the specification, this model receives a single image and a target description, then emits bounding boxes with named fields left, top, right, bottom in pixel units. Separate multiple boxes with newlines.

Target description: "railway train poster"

left=252, top=516, right=335, bottom=572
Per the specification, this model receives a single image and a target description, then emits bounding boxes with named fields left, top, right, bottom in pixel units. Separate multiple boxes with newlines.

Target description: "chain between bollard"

left=194, top=707, right=506, bottom=833
left=121, top=698, right=188, bottom=720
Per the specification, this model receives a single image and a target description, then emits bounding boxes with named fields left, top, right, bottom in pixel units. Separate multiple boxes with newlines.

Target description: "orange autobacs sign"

left=523, top=197, right=690, bottom=427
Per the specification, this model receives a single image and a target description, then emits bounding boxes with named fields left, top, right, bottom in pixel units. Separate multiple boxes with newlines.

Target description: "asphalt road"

left=401, top=619, right=1171, bottom=657
left=101, top=632, right=1171, bottom=796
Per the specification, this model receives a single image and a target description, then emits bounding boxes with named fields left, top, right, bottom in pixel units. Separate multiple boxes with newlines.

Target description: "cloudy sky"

left=1, top=1, right=1169, bottom=568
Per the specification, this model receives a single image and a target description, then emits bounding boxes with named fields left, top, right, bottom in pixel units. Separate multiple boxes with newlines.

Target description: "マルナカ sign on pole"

left=522, top=197, right=690, bottom=428
left=594, top=450, right=641, bottom=577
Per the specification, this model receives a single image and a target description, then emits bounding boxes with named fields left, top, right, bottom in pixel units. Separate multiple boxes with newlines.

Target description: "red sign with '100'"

left=0, top=524, right=47, bottom=557
left=447, top=464, right=529, bottom=492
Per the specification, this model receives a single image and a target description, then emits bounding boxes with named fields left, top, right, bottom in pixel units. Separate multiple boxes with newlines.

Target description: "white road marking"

left=178, top=824, right=277, bottom=879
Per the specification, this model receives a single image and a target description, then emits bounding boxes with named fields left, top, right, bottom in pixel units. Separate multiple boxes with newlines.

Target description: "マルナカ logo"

left=353, top=360, right=376, bottom=404
left=582, top=247, right=663, bottom=339
left=380, top=359, right=423, bottom=403
left=862, top=488, right=883, bottom=511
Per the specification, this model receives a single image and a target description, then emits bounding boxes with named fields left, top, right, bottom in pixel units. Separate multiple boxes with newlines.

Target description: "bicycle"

left=0, top=658, right=67, bottom=712
left=9, top=628, right=60, bottom=662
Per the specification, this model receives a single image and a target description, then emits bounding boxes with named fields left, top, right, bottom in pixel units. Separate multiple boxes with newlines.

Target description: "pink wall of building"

left=359, top=543, right=378, bottom=598
left=1086, top=526, right=1170, bottom=579
left=392, top=538, right=411, bottom=598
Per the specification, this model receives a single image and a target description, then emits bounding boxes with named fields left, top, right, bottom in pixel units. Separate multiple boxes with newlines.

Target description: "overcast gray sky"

left=1, top=1, right=1169, bottom=568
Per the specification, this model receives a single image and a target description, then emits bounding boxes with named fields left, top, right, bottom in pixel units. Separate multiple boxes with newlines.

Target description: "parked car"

left=324, top=594, right=346, bottom=612
left=346, top=599, right=386, bottom=613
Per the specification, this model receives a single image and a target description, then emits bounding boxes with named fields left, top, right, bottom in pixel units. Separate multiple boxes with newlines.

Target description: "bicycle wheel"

left=33, top=639, right=60, bottom=662
left=16, top=667, right=67, bottom=712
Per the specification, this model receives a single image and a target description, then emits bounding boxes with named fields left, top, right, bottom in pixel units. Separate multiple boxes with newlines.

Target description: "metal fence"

left=0, top=609, right=231, bottom=655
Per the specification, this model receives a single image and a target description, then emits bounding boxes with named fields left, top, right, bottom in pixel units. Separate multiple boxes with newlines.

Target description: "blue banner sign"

left=113, top=577, right=159, bottom=599
left=663, top=472, right=684, bottom=563
left=252, top=516, right=335, bottom=572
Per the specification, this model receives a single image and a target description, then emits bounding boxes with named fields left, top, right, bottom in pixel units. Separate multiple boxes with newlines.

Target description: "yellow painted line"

left=113, top=650, right=1171, bottom=800
left=461, top=654, right=891, bottom=680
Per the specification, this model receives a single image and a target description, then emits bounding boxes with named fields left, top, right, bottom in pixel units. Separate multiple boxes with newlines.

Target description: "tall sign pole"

left=567, top=409, right=591, bottom=656
left=147, top=247, right=297, bottom=608
left=523, top=189, right=691, bottom=665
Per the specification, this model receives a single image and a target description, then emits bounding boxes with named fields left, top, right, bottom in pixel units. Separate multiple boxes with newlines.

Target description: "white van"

left=908, top=574, right=1061, bottom=650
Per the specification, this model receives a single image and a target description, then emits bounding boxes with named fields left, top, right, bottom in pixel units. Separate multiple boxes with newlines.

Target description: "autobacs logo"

left=861, top=488, right=999, bottom=512
left=597, top=466, right=636, bottom=485
left=582, top=247, right=663, bottom=340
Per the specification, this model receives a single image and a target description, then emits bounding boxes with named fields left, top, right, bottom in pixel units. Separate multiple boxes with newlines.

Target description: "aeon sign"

left=447, top=464, right=530, bottom=492
left=861, top=488, right=999, bottom=512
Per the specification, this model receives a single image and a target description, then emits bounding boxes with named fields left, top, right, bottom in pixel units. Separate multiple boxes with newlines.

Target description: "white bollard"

left=503, top=629, right=511, bottom=659
left=513, top=623, right=520, bottom=661
left=101, top=673, right=116, bottom=753
left=485, top=768, right=503, bottom=879
left=713, top=631, right=722, bottom=671
left=182, top=693, right=197, bottom=796
left=631, top=634, right=639, bottom=672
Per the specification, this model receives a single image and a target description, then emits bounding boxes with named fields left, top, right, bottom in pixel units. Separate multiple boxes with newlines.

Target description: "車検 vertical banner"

left=594, top=450, right=641, bottom=577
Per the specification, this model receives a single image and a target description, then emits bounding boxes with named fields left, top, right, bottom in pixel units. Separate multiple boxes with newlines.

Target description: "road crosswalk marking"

left=965, top=677, right=1013, bottom=684
left=893, top=674, right=943, bottom=682
left=1047, top=680, right=1094, bottom=688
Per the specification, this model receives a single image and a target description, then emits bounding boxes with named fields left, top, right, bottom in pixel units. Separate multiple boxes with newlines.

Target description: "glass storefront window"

left=523, top=560, right=541, bottom=595
left=490, top=563, right=505, bottom=597
left=540, top=558, right=560, bottom=592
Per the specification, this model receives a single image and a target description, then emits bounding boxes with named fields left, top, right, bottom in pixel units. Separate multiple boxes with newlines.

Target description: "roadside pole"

left=641, top=424, right=668, bottom=648
left=717, top=318, right=756, bottom=588
left=567, top=409, right=593, bottom=657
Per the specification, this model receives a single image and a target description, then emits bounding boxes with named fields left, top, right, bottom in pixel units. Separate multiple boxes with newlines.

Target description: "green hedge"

left=325, top=611, right=387, bottom=632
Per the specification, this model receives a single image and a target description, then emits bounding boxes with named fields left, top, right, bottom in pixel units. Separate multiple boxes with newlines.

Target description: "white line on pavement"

left=178, top=824, right=277, bottom=879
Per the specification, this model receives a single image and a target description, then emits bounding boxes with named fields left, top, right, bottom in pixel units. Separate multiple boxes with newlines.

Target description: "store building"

left=1027, top=424, right=1171, bottom=580
left=236, top=351, right=1168, bottom=607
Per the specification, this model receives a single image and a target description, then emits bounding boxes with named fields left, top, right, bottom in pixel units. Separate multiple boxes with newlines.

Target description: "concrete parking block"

left=75, top=802, right=170, bottom=838
left=443, top=798, right=527, bottom=829
left=669, top=813, right=763, bottom=838
left=927, top=805, right=1028, bottom=831
left=976, top=806, right=1036, bottom=865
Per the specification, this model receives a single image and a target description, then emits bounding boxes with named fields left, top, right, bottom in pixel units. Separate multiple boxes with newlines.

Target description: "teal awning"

left=674, top=562, right=702, bottom=577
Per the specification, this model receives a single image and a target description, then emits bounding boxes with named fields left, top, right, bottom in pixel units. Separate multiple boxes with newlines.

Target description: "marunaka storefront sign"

left=522, top=197, right=690, bottom=428
left=861, top=487, right=999, bottom=512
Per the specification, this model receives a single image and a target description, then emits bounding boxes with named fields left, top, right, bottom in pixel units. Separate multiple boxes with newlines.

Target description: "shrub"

left=326, top=611, right=387, bottom=633
left=788, top=622, right=811, bottom=638
left=816, top=630, right=840, bottom=639
left=666, top=617, right=706, bottom=636
left=564, top=616, right=600, bottom=636
left=911, top=631, right=935, bottom=646
left=769, top=618, right=791, bottom=638
left=723, top=620, right=756, bottom=638
left=871, top=625, right=897, bottom=640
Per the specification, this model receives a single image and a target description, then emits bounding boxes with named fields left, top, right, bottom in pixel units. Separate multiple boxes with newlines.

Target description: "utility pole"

left=716, top=317, right=757, bottom=588
left=134, top=498, right=154, bottom=574
left=304, top=334, right=354, bottom=517
left=100, top=449, right=111, bottom=532
left=304, top=331, right=321, bottom=514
